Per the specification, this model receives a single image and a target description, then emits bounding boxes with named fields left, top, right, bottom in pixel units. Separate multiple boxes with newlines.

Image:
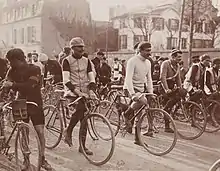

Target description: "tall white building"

left=110, top=0, right=218, bottom=51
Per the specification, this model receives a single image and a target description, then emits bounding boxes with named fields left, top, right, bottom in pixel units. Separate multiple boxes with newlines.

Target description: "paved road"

left=1, top=122, right=219, bottom=171
left=42, top=125, right=220, bottom=171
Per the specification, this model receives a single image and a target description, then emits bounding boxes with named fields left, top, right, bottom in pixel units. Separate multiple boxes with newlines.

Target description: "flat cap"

left=69, top=37, right=85, bottom=47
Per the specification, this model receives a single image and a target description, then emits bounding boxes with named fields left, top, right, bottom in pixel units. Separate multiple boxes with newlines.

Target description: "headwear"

left=192, top=55, right=200, bottom=60
left=137, top=41, right=151, bottom=50
left=32, top=51, right=38, bottom=57
left=200, top=54, right=211, bottom=62
left=97, top=51, right=104, bottom=56
left=6, top=48, right=25, bottom=61
left=213, top=58, right=220, bottom=65
left=158, top=57, right=165, bottom=61
left=38, top=53, right=49, bottom=62
left=69, top=37, right=85, bottom=47
left=171, top=49, right=182, bottom=56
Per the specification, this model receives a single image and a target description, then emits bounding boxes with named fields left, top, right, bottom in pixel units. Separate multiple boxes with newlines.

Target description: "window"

left=192, top=39, right=203, bottom=48
left=13, top=29, right=17, bottom=44
left=181, top=38, right=187, bottom=49
left=32, top=4, right=37, bottom=16
left=14, top=9, right=17, bottom=20
left=204, top=40, right=212, bottom=48
left=119, top=19, right=127, bottom=29
left=27, top=26, right=36, bottom=43
left=119, top=35, right=127, bottom=49
left=204, top=22, right=215, bottom=34
left=167, top=37, right=178, bottom=49
left=133, top=35, right=145, bottom=46
left=21, top=28, right=24, bottom=44
left=168, top=19, right=179, bottom=31
left=134, top=17, right=146, bottom=28
left=195, top=22, right=203, bottom=33
left=31, top=26, right=36, bottom=42
left=152, top=17, right=164, bottom=30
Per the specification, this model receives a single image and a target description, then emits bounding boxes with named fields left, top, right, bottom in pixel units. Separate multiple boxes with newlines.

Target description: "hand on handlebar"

left=3, top=81, right=13, bottom=88
left=165, top=89, right=172, bottom=94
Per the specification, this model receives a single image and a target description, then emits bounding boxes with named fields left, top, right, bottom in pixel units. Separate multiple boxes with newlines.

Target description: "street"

left=42, top=127, right=220, bottom=171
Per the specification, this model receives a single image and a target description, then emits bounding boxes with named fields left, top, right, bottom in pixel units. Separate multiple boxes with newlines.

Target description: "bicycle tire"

left=137, top=108, right=177, bottom=156
left=79, top=113, right=115, bottom=166
left=44, top=105, right=63, bottom=149
left=177, top=100, right=207, bottom=140
left=15, top=122, right=42, bottom=171
left=209, top=159, right=220, bottom=171
left=204, top=99, right=220, bottom=133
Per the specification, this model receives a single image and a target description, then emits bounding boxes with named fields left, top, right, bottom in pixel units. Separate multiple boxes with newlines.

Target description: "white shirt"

left=124, top=54, right=153, bottom=95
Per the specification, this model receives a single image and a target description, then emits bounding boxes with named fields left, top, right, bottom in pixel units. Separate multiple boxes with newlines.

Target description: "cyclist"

left=0, top=56, right=8, bottom=81
left=62, top=37, right=96, bottom=155
left=92, top=51, right=104, bottom=83
left=1, top=48, right=52, bottom=170
left=160, top=49, right=186, bottom=133
left=204, top=57, right=220, bottom=99
left=58, top=46, right=71, bottom=65
left=38, top=53, right=63, bottom=87
left=123, top=41, right=154, bottom=145
left=183, top=54, right=211, bottom=100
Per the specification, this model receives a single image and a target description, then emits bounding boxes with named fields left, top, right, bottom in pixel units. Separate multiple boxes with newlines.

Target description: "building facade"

left=110, top=0, right=218, bottom=51
left=0, top=0, right=92, bottom=57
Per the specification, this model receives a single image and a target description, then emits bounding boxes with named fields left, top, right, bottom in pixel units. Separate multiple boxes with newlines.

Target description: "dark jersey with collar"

left=6, top=64, right=43, bottom=106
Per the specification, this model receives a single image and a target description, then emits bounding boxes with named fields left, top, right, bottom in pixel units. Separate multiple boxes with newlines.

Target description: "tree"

left=165, top=19, right=179, bottom=49
left=47, top=0, right=94, bottom=52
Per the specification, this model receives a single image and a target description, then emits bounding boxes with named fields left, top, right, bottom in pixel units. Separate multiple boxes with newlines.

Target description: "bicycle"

left=157, top=88, right=207, bottom=140
left=0, top=99, right=42, bottom=171
left=41, top=75, right=63, bottom=106
left=44, top=89, right=115, bottom=166
left=100, top=92, right=178, bottom=156
left=209, top=159, right=220, bottom=171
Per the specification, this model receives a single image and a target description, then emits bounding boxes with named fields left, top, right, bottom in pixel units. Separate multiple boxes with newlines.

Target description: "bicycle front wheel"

left=79, top=113, right=115, bottom=166
left=15, top=122, right=42, bottom=171
left=176, top=101, right=207, bottom=140
left=44, top=105, right=63, bottom=149
left=137, top=108, right=177, bottom=156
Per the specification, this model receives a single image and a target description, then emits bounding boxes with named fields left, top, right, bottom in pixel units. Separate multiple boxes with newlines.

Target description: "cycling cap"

left=137, top=41, right=151, bottom=50
left=69, top=37, right=85, bottom=47
left=6, top=48, right=25, bottom=61
left=200, top=54, right=211, bottom=62
left=213, top=58, right=220, bottom=64
left=39, top=53, right=49, bottom=62
left=171, top=49, right=182, bottom=56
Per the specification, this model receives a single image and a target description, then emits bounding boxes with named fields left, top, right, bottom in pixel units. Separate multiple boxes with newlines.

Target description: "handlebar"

left=68, top=96, right=100, bottom=107
left=1, top=101, right=38, bottom=112
left=44, top=75, right=54, bottom=81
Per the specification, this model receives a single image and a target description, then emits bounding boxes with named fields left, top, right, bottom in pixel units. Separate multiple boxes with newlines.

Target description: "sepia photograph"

left=0, top=0, right=220, bottom=170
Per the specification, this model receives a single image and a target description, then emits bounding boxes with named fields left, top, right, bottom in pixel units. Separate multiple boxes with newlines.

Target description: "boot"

left=134, top=127, right=142, bottom=146
left=164, top=118, right=174, bottom=133
left=80, top=123, right=93, bottom=155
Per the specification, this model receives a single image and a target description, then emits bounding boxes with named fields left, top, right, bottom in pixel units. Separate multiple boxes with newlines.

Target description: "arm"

left=87, top=59, right=96, bottom=91
left=124, top=59, right=135, bottom=95
left=206, top=71, right=213, bottom=92
left=43, top=64, right=48, bottom=87
left=190, top=65, right=199, bottom=87
left=176, top=71, right=182, bottom=87
left=62, top=59, right=75, bottom=92
left=160, top=62, right=169, bottom=91
left=11, top=67, right=41, bottom=92
left=146, top=61, right=153, bottom=93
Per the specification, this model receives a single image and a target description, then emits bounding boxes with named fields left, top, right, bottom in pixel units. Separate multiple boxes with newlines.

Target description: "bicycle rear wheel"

left=176, top=101, right=207, bottom=140
left=137, top=108, right=177, bottom=156
left=98, top=100, right=121, bottom=136
left=205, top=99, right=220, bottom=133
left=44, top=105, right=63, bottom=149
left=79, top=113, right=115, bottom=166
left=15, top=122, right=42, bottom=171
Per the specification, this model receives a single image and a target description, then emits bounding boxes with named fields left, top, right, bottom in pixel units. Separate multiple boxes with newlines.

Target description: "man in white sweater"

left=123, top=41, right=154, bottom=145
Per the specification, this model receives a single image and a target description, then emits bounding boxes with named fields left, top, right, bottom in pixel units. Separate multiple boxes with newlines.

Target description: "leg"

left=29, top=105, right=52, bottom=170
left=64, top=99, right=85, bottom=147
